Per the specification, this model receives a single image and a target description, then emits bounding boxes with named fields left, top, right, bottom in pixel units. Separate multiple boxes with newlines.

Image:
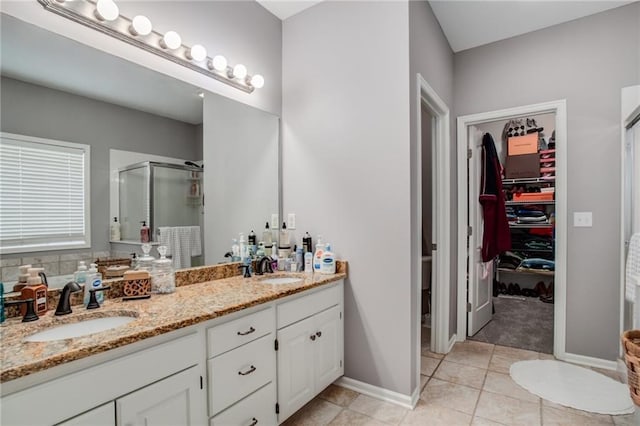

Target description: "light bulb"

left=187, top=44, right=207, bottom=62
left=233, top=64, right=247, bottom=79
left=129, top=15, right=152, bottom=36
left=209, top=55, right=227, bottom=72
left=160, top=31, right=182, bottom=50
left=95, top=0, right=119, bottom=21
left=250, top=74, right=265, bottom=89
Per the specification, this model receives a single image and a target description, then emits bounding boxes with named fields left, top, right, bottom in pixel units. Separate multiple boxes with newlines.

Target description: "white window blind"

left=0, top=133, right=91, bottom=254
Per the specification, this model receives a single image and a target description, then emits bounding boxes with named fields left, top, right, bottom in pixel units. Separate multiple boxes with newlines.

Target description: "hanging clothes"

left=479, top=133, right=511, bottom=261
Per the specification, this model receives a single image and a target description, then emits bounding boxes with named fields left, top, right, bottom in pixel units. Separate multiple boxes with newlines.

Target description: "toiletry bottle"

left=111, top=217, right=121, bottom=241
left=296, top=247, right=304, bottom=271
left=304, top=252, right=313, bottom=275
left=280, top=222, right=290, bottom=247
left=303, top=232, right=313, bottom=254
left=13, top=264, right=32, bottom=292
left=239, top=233, right=246, bottom=260
left=321, top=244, right=336, bottom=274
left=313, top=236, right=325, bottom=273
left=140, top=221, right=150, bottom=243
left=84, top=263, right=103, bottom=307
left=21, top=268, right=47, bottom=315
left=231, top=239, right=240, bottom=262
left=263, top=222, right=273, bottom=256
left=74, top=261, right=88, bottom=289
left=248, top=230, right=257, bottom=255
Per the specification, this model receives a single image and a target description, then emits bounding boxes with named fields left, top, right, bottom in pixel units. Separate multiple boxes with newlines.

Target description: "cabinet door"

left=117, top=366, right=206, bottom=426
left=314, top=305, right=343, bottom=392
left=56, top=402, right=115, bottom=426
left=210, top=382, right=276, bottom=426
left=277, top=316, right=315, bottom=422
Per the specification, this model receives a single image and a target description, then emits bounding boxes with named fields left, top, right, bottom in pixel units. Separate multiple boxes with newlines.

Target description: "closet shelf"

left=509, top=223, right=553, bottom=229
left=498, top=267, right=555, bottom=276
left=502, top=177, right=555, bottom=185
left=506, top=200, right=555, bottom=206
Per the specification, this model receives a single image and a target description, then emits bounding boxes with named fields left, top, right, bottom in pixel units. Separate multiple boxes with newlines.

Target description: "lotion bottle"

left=111, top=217, right=121, bottom=241
left=320, top=244, right=336, bottom=274
left=313, top=235, right=325, bottom=273
left=84, top=263, right=103, bottom=307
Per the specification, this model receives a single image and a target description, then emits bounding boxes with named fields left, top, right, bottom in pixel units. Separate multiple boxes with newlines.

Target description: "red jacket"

left=479, top=133, right=511, bottom=261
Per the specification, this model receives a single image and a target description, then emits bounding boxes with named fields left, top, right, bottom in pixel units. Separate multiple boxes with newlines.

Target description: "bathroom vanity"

left=0, top=271, right=345, bottom=425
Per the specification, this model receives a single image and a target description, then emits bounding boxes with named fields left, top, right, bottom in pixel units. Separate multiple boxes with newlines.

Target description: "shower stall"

left=118, top=161, right=203, bottom=242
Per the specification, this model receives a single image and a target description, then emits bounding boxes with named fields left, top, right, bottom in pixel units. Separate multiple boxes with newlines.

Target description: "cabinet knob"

left=237, top=326, right=256, bottom=336
left=310, top=335, right=316, bottom=341
left=249, top=418, right=258, bottom=426
left=238, top=365, right=257, bottom=376
left=316, top=331, right=322, bottom=338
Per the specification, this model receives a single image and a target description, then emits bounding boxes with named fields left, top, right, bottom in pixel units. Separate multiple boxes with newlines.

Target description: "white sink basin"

left=24, top=316, right=136, bottom=342
left=260, top=277, right=303, bottom=285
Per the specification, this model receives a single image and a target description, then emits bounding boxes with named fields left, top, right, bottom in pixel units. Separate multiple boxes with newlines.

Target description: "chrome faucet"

left=55, top=281, right=82, bottom=316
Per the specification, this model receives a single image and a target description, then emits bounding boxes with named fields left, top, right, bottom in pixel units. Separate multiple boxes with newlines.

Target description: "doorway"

left=456, top=100, right=569, bottom=360
left=414, top=74, right=451, bottom=395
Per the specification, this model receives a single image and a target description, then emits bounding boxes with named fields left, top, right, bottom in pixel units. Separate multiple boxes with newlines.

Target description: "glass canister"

left=137, top=243, right=155, bottom=271
left=151, top=246, right=175, bottom=294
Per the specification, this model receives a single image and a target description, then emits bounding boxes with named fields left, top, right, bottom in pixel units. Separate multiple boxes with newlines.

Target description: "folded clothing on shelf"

left=517, top=258, right=555, bottom=272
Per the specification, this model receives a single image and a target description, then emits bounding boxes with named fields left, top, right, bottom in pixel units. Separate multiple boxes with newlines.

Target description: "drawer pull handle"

left=237, top=327, right=256, bottom=336
left=238, top=365, right=256, bottom=376
left=316, top=331, right=322, bottom=338
left=249, top=418, right=258, bottom=426
left=310, top=335, right=316, bottom=341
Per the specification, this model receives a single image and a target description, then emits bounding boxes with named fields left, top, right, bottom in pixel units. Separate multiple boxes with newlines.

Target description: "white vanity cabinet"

left=117, top=366, right=205, bottom=426
left=276, top=282, right=344, bottom=423
left=207, top=306, right=277, bottom=425
left=56, top=403, right=115, bottom=426
left=1, top=331, right=206, bottom=426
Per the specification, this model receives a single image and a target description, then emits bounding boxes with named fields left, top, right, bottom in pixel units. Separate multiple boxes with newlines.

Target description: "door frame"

left=456, top=100, right=568, bottom=360
left=414, top=74, right=451, bottom=374
left=620, top=85, right=640, bottom=355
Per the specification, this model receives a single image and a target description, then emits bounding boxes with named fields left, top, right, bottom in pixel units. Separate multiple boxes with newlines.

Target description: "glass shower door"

left=119, top=165, right=149, bottom=241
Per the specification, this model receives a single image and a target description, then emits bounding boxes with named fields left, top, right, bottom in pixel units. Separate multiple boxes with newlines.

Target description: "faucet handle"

left=5, top=298, right=39, bottom=322
left=87, top=286, right=111, bottom=310
left=238, top=264, right=252, bottom=278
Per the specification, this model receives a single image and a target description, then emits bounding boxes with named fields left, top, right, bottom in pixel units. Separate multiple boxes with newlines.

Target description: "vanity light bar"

left=38, top=0, right=264, bottom=93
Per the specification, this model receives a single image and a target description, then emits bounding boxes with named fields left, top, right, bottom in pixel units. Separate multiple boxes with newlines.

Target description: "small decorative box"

left=122, top=270, right=151, bottom=298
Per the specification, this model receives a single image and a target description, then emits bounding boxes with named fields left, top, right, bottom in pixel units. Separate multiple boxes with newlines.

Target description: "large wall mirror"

left=0, top=13, right=279, bottom=277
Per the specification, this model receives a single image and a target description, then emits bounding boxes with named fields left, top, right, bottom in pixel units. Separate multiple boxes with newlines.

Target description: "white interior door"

left=467, top=125, right=494, bottom=336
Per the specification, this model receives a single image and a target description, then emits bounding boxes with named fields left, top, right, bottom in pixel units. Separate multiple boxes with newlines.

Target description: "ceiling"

left=0, top=14, right=204, bottom=124
left=257, top=1, right=634, bottom=53
left=426, top=1, right=634, bottom=52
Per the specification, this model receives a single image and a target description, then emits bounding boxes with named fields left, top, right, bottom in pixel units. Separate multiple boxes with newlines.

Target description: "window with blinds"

left=0, top=133, right=91, bottom=254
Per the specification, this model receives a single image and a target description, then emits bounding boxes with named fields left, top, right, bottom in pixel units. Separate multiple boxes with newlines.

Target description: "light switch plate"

left=287, top=213, right=296, bottom=230
left=270, top=213, right=279, bottom=229
left=573, top=212, right=593, bottom=227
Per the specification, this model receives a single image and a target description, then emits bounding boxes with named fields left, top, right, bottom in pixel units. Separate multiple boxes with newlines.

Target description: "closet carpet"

left=470, top=296, right=554, bottom=354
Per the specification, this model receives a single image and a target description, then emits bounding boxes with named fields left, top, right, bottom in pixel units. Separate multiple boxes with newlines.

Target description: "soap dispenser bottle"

left=262, top=222, right=273, bottom=256
left=111, top=217, right=121, bottom=241
left=140, top=221, right=150, bottom=243
left=21, top=268, right=48, bottom=315
left=74, top=261, right=88, bottom=289
left=84, top=263, right=103, bottom=307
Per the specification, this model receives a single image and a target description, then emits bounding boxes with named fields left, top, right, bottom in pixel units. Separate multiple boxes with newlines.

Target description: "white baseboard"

left=334, top=377, right=417, bottom=409
left=559, top=352, right=618, bottom=371
left=448, top=334, right=457, bottom=352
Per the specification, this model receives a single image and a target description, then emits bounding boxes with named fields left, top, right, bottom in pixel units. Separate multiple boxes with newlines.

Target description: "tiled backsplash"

left=0, top=251, right=112, bottom=285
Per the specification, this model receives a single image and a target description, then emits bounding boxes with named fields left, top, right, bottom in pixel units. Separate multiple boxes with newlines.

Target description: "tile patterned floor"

left=283, top=328, right=638, bottom=425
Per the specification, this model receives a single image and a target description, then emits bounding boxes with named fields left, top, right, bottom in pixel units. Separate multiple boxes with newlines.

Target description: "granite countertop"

left=0, top=271, right=346, bottom=383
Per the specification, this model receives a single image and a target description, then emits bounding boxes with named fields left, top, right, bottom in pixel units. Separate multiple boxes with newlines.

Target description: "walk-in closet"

left=469, top=113, right=556, bottom=354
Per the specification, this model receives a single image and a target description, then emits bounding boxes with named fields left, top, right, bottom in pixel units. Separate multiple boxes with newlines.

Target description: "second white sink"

left=260, top=277, right=303, bottom=285
left=24, top=316, right=136, bottom=342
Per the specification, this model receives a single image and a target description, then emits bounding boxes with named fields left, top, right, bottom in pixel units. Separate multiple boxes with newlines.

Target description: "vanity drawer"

left=207, top=307, right=274, bottom=358
left=210, top=382, right=276, bottom=426
left=277, top=283, right=341, bottom=329
left=208, top=333, right=275, bottom=416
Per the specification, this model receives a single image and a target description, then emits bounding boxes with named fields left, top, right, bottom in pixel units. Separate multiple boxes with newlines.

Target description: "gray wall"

left=2, top=1, right=282, bottom=116
left=283, top=2, right=413, bottom=395
left=454, top=3, right=640, bottom=360
left=409, top=1, right=456, bottom=385
left=0, top=77, right=199, bottom=258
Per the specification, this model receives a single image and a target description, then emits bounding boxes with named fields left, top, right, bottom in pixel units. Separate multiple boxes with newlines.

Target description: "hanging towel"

left=479, top=133, right=511, bottom=261
left=158, top=226, right=202, bottom=269
left=625, top=233, right=640, bottom=327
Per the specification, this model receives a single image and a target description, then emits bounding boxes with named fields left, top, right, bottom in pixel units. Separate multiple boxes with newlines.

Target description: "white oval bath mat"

left=510, top=360, right=635, bottom=415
